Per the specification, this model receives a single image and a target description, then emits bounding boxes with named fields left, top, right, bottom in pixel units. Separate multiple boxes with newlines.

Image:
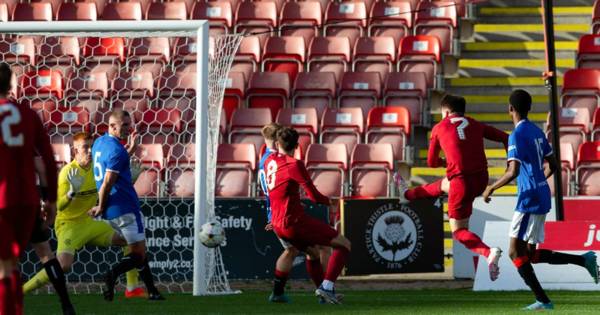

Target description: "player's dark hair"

left=276, top=127, right=299, bottom=154
left=509, top=89, right=532, bottom=117
left=440, top=94, right=466, bottom=114
left=109, top=108, right=131, bottom=121
left=0, top=63, right=12, bottom=95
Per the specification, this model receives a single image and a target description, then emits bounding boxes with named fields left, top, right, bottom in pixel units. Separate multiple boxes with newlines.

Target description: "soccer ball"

left=198, top=221, right=226, bottom=248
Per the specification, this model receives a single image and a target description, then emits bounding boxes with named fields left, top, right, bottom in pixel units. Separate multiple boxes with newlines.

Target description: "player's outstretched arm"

left=483, top=160, right=520, bottom=203
left=426, top=129, right=444, bottom=168
left=292, top=160, right=330, bottom=205
left=483, top=124, right=509, bottom=150
left=89, top=170, right=118, bottom=217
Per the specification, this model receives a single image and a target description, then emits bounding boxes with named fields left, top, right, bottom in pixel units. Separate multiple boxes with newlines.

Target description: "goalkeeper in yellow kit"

left=24, top=132, right=145, bottom=298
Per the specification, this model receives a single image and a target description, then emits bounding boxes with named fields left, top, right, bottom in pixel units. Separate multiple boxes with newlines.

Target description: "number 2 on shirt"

left=450, top=117, right=469, bottom=140
left=266, top=160, right=278, bottom=190
left=0, top=104, right=24, bottom=147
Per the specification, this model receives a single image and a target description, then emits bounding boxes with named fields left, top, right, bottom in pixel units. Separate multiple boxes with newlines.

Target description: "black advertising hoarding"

left=342, top=198, right=444, bottom=275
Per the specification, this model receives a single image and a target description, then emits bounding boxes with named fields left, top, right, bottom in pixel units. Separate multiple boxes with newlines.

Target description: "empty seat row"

left=216, top=142, right=397, bottom=198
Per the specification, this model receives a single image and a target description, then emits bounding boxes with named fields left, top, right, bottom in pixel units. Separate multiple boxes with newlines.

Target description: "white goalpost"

left=0, top=21, right=242, bottom=295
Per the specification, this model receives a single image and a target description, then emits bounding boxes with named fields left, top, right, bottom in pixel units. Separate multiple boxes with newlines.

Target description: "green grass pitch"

left=24, top=289, right=600, bottom=314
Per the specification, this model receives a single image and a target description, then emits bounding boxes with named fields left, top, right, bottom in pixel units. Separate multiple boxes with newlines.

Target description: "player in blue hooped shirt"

left=483, top=90, right=598, bottom=311
left=89, top=109, right=164, bottom=302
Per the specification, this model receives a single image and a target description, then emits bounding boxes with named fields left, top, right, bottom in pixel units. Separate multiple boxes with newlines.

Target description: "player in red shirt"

left=265, top=127, right=351, bottom=304
left=395, top=95, right=508, bottom=281
left=0, top=63, right=57, bottom=315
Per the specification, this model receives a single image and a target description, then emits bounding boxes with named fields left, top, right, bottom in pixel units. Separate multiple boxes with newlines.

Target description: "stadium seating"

left=57, top=2, right=97, bottom=21
left=397, top=35, right=442, bottom=89
left=276, top=107, right=319, bottom=155
left=546, top=107, right=590, bottom=157
left=52, top=143, right=71, bottom=169
left=133, top=144, right=164, bottom=197
left=262, top=36, right=305, bottom=83
left=13, top=2, right=53, bottom=21
left=229, top=107, right=273, bottom=156
left=576, top=141, right=600, bottom=195
left=350, top=143, right=394, bottom=198
left=102, top=2, right=142, bottom=21
left=191, top=1, right=233, bottom=35
left=414, top=1, right=458, bottom=54
left=561, top=69, right=600, bottom=114
left=234, top=1, right=278, bottom=45
left=320, top=107, right=364, bottom=156
left=247, top=71, right=290, bottom=119
left=577, top=34, right=600, bottom=69
left=223, top=71, right=246, bottom=122
left=305, top=143, right=348, bottom=198
left=83, top=37, right=127, bottom=65
left=352, top=37, right=397, bottom=82
left=307, top=36, right=351, bottom=84
left=292, top=71, right=337, bottom=118
left=279, top=1, right=322, bottom=46
left=0, top=3, right=8, bottom=22
left=216, top=143, right=256, bottom=197
left=20, top=69, right=64, bottom=99
left=366, top=106, right=411, bottom=161
left=338, top=71, right=382, bottom=116
left=231, top=36, right=261, bottom=81
left=383, top=72, right=427, bottom=125
left=368, top=1, right=412, bottom=46
left=323, top=1, right=367, bottom=47
left=593, top=108, right=600, bottom=141
left=147, top=2, right=187, bottom=20
left=549, top=143, right=575, bottom=196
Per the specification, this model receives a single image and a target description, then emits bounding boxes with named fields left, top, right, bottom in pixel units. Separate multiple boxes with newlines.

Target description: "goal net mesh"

left=5, top=29, right=242, bottom=294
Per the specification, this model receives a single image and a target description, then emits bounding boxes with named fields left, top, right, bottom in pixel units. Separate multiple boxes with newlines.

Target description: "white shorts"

left=108, top=212, right=146, bottom=245
left=277, top=235, right=293, bottom=249
left=509, top=212, right=546, bottom=244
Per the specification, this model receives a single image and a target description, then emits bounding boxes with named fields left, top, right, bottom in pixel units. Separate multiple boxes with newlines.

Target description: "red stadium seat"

left=561, top=69, right=600, bottom=114
left=292, top=71, right=337, bottom=118
left=0, top=36, right=36, bottom=67
left=576, top=34, right=600, bottom=69
left=366, top=107, right=410, bottom=161
left=398, top=35, right=442, bottom=89
left=320, top=107, right=364, bottom=156
left=0, top=3, right=8, bottom=22
left=147, top=1, right=187, bottom=20
left=231, top=36, right=261, bottom=81
left=324, top=1, right=367, bottom=47
left=66, top=71, right=110, bottom=100
left=134, top=144, right=164, bottom=168
left=229, top=108, right=273, bottom=155
left=368, top=1, right=412, bottom=46
left=350, top=143, right=394, bottom=198
left=593, top=0, right=600, bottom=34
left=133, top=144, right=165, bottom=197
left=223, top=72, right=246, bottom=123
left=549, top=143, right=575, bottom=196
left=307, top=37, right=351, bottom=83
left=593, top=108, right=600, bottom=141
left=276, top=107, right=318, bottom=154
left=167, top=168, right=194, bottom=197
left=128, top=37, right=171, bottom=75
left=338, top=72, right=382, bottom=116
left=262, top=36, right=306, bottom=82
left=39, top=36, right=81, bottom=70
left=13, top=2, right=53, bottom=21
left=546, top=107, right=590, bottom=157
left=414, top=1, right=458, bottom=54
left=102, top=2, right=142, bottom=20
left=139, top=108, right=182, bottom=134
left=111, top=70, right=155, bottom=99
left=47, top=106, right=90, bottom=134
left=352, top=37, right=397, bottom=82
left=172, top=37, right=199, bottom=67
left=280, top=1, right=322, bottom=46
left=20, top=69, right=64, bottom=99
left=383, top=72, right=427, bottom=125
left=52, top=143, right=71, bottom=169
left=83, top=37, right=127, bottom=64
left=190, top=1, right=233, bottom=35
left=305, top=143, right=348, bottom=198
left=216, top=143, right=256, bottom=197
left=576, top=141, right=600, bottom=195
left=247, top=72, right=290, bottom=120
left=57, top=2, right=97, bottom=20
left=168, top=143, right=195, bottom=167
left=234, top=2, right=278, bottom=45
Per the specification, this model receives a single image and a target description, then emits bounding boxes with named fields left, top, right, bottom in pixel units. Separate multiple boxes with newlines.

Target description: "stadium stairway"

left=410, top=0, right=594, bottom=271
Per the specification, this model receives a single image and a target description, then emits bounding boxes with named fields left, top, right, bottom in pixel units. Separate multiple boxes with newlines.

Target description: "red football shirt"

left=265, top=152, right=330, bottom=229
left=0, top=99, right=57, bottom=209
left=428, top=114, right=508, bottom=179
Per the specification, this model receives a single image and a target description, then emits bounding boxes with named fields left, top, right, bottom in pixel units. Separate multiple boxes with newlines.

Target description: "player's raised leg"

left=394, top=176, right=447, bottom=204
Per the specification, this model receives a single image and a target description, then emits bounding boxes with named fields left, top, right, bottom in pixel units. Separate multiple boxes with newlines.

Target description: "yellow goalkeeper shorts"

left=55, top=216, right=115, bottom=255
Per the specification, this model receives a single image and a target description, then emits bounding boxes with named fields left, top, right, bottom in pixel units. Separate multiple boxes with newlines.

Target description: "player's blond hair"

left=72, top=132, right=92, bottom=143
left=261, top=123, right=283, bottom=141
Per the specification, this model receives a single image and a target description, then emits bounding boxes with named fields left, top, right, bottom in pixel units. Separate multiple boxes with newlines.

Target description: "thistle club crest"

left=365, top=204, right=423, bottom=268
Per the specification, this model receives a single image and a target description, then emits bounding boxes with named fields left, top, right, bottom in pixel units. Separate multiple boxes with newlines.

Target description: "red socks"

left=405, top=180, right=443, bottom=200
left=453, top=228, right=491, bottom=258
left=324, top=247, right=349, bottom=282
left=306, top=259, right=324, bottom=288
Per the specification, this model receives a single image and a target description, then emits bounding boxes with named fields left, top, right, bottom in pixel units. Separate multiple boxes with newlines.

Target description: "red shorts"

left=0, top=206, right=36, bottom=260
left=448, top=172, right=489, bottom=220
left=274, top=214, right=338, bottom=251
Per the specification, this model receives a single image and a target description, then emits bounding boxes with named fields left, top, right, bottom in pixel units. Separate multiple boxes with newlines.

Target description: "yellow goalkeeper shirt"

left=57, top=160, right=98, bottom=221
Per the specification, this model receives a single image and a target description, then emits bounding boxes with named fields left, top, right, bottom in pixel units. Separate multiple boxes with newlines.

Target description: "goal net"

left=2, top=21, right=242, bottom=295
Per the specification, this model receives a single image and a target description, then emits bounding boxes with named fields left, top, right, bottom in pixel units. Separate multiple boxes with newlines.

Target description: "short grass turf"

left=25, top=290, right=600, bottom=314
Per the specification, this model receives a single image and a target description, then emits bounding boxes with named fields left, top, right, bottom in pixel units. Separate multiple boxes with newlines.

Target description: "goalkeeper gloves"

left=66, top=168, right=84, bottom=200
